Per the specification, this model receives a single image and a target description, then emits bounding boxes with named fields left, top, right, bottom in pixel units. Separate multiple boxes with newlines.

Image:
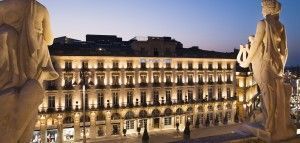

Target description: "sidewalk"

left=80, top=124, right=250, bottom=143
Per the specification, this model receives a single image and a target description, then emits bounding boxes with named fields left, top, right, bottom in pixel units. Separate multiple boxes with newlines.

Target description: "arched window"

left=97, top=113, right=106, bottom=121
left=187, top=107, right=193, bottom=114
left=164, top=108, right=173, bottom=116
left=125, top=111, right=135, bottom=120
left=152, top=109, right=160, bottom=117
left=80, top=115, right=90, bottom=122
left=63, top=116, right=74, bottom=124
left=139, top=110, right=148, bottom=118
left=111, top=113, right=121, bottom=120
left=176, top=108, right=184, bottom=115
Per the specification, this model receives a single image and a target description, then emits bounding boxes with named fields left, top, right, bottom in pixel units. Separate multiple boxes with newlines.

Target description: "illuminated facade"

left=32, top=36, right=238, bottom=143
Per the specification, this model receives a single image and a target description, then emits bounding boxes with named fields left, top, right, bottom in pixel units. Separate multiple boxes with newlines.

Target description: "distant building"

left=33, top=35, right=238, bottom=143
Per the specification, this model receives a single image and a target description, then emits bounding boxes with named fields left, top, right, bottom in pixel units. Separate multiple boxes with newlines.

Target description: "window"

left=65, top=94, right=72, bottom=109
left=177, top=90, right=183, bottom=102
left=141, top=91, right=147, bottom=105
left=112, top=92, right=119, bottom=106
left=166, top=75, right=171, bottom=83
left=177, top=62, right=182, bottom=69
left=48, top=96, right=55, bottom=109
left=139, top=119, right=147, bottom=128
left=98, top=62, right=104, bottom=69
left=97, top=75, right=105, bottom=85
left=127, top=91, right=133, bottom=106
left=126, top=75, right=134, bottom=85
left=141, top=62, right=146, bottom=69
left=188, top=90, right=193, bottom=101
left=218, top=63, right=222, bottom=69
left=126, top=120, right=135, bottom=130
left=198, top=63, right=203, bottom=70
left=65, top=61, right=72, bottom=70
left=218, top=87, right=222, bottom=99
left=164, top=117, right=172, bottom=125
left=227, top=88, right=231, bottom=98
left=153, top=75, right=159, bottom=83
left=112, top=61, right=119, bottom=69
left=188, top=62, right=193, bottom=69
left=188, top=75, right=193, bottom=83
left=218, top=74, right=222, bottom=82
left=208, top=75, right=213, bottom=83
left=153, top=90, right=159, bottom=104
left=227, top=63, right=231, bottom=69
left=97, top=93, right=104, bottom=108
left=227, top=74, right=231, bottom=82
left=82, top=61, right=88, bottom=69
left=198, top=88, right=203, bottom=100
left=154, top=62, right=159, bottom=69
left=208, top=87, right=213, bottom=100
left=112, top=75, right=119, bottom=85
left=166, top=90, right=171, bottom=102
left=166, top=63, right=171, bottom=69
left=208, top=63, right=213, bottom=70
left=177, top=75, right=182, bottom=83
left=140, top=74, right=147, bottom=83
left=198, top=75, right=203, bottom=83
left=154, top=48, right=159, bottom=56
left=64, top=74, right=73, bottom=87
left=127, top=62, right=133, bottom=69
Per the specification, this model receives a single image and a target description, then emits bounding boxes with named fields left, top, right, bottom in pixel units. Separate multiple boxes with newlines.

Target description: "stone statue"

left=237, top=0, right=296, bottom=141
left=0, top=0, right=58, bottom=142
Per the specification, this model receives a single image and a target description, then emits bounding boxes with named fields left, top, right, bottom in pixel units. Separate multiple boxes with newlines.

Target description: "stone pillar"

left=106, top=111, right=112, bottom=136
left=74, top=123, right=81, bottom=141
left=57, top=124, right=63, bottom=143
left=90, top=113, right=97, bottom=139
left=120, top=119, right=124, bottom=136
left=40, top=124, right=46, bottom=143
left=160, top=117, right=164, bottom=130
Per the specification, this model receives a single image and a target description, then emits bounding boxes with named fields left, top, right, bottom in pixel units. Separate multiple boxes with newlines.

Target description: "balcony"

left=166, top=100, right=172, bottom=105
left=187, top=81, right=194, bottom=86
left=139, top=82, right=148, bottom=88
left=64, top=84, right=74, bottom=90
left=217, top=80, right=223, bottom=84
left=111, top=84, right=121, bottom=89
left=198, top=81, right=204, bottom=85
left=165, top=67, right=172, bottom=71
left=226, top=80, right=233, bottom=84
left=126, top=67, right=134, bottom=71
left=165, top=82, right=173, bottom=87
left=96, top=67, right=105, bottom=71
left=153, top=67, right=160, bottom=71
left=140, top=66, right=147, bottom=71
left=96, top=84, right=106, bottom=89
left=208, top=81, right=214, bottom=85
left=152, top=82, right=160, bottom=87
left=176, top=82, right=184, bottom=86
left=125, top=83, right=135, bottom=88
left=111, top=67, right=120, bottom=71
left=64, top=67, right=74, bottom=72
left=45, top=85, right=58, bottom=91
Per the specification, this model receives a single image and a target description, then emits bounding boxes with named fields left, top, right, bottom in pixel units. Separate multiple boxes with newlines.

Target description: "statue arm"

left=280, top=27, right=288, bottom=67
left=245, top=20, right=266, bottom=64
left=42, top=8, right=54, bottom=45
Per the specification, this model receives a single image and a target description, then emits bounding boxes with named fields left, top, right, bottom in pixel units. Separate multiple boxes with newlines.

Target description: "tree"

left=183, top=121, right=191, bottom=142
left=123, top=128, right=127, bottom=136
left=195, top=116, right=200, bottom=128
left=205, top=117, right=210, bottom=127
left=142, top=126, right=149, bottom=143
left=234, top=111, right=239, bottom=123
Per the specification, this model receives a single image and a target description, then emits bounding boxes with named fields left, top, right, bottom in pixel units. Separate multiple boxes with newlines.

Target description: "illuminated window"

left=65, top=94, right=72, bottom=109
left=48, top=96, right=55, bottom=109
left=126, top=120, right=134, bottom=129
left=164, top=117, right=172, bottom=125
left=97, top=93, right=104, bottom=108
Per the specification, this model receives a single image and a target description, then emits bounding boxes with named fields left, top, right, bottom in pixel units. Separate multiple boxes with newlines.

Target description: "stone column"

left=74, top=123, right=81, bottom=141
left=57, top=124, right=63, bottom=143
left=120, top=119, right=124, bottom=136
left=40, top=124, right=46, bottom=143
left=90, top=113, right=97, bottom=139
left=106, top=112, right=112, bottom=136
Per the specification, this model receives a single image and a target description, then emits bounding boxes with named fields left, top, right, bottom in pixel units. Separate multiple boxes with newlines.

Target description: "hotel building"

left=32, top=35, right=238, bottom=143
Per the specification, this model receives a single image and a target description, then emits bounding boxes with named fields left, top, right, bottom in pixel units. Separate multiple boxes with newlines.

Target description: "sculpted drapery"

left=238, top=0, right=296, bottom=141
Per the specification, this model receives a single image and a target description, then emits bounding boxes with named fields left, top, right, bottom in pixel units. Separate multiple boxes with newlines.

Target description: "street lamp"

left=80, top=70, right=87, bottom=143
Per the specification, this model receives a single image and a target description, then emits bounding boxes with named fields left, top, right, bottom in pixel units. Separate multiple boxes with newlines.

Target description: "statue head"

left=261, top=0, right=281, bottom=17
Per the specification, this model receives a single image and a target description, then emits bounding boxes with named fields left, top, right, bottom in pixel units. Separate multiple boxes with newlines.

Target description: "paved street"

left=77, top=124, right=253, bottom=143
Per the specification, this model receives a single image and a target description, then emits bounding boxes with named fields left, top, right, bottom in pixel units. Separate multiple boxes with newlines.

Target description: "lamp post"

left=80, top=71, right=87, bottom=143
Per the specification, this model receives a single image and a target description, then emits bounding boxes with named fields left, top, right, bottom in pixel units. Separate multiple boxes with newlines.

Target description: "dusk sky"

left=39, top=0, right=300, bottom=66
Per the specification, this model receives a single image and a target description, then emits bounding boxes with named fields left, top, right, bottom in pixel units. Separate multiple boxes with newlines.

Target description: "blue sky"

left=39, top=0, right=300, bottom=66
